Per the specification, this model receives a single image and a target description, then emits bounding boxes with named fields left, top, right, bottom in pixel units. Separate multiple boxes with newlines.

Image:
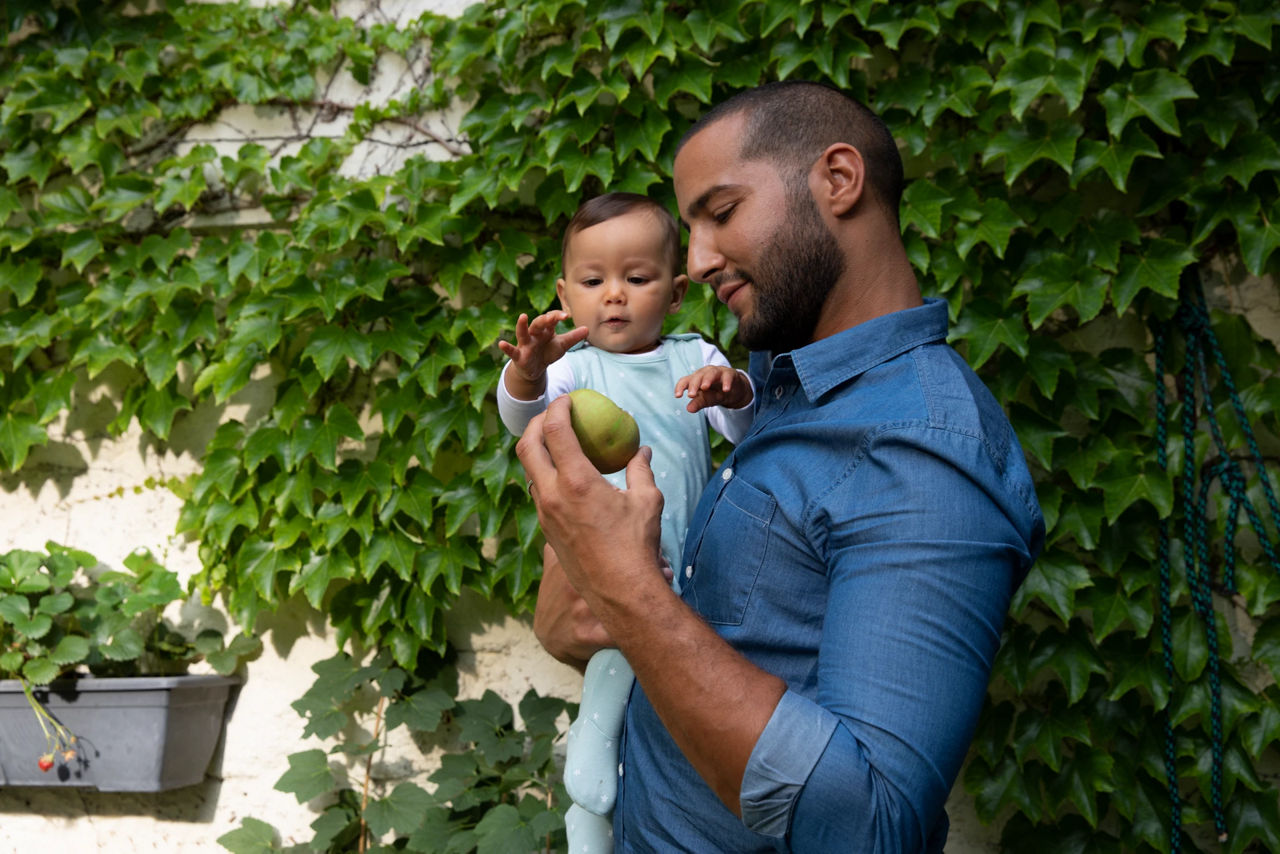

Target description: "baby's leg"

left=566, top=802, right=614, bottom=853
left=564, top=648, right=634, bottom=814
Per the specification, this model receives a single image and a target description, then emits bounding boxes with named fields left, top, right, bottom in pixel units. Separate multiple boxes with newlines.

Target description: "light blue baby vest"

left=560, top=335, right=713, bottom=582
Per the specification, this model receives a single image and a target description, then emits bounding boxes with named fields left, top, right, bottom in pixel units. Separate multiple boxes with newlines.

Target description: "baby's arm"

left=498, top=310, right=588, bottom=400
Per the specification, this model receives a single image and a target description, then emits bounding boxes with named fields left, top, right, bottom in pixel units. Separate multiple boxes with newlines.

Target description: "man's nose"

left=687, top=229, right=725, bottom=283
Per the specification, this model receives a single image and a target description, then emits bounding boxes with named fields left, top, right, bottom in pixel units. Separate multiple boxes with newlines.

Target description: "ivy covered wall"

left=2, top=0, right=1279, bottom=851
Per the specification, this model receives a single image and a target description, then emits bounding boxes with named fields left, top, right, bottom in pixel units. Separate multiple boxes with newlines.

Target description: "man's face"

left=674, top=114, right=845, bottom=353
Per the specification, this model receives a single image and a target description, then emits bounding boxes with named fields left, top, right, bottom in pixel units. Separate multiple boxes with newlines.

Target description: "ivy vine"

left=2, top=0, right=1279, bottom=851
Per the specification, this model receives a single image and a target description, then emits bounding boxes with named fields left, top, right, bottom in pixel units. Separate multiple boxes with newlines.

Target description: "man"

left=517, top=81, right=1044, bottom=852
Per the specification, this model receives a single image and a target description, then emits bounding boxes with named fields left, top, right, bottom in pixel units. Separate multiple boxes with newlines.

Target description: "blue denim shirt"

left=613, top=299, right=1044, bottom=852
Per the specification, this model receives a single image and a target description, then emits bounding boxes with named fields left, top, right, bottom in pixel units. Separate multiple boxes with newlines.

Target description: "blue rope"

left=1153, top=266, right=1280, bottom=849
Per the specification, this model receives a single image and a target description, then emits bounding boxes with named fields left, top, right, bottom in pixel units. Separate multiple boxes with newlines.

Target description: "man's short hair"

left=677, top=81, right=904, bottom=225
left=562, top=192, right=681, bottom=275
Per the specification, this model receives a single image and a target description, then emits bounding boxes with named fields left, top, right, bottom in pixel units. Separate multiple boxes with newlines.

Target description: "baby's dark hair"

left=562, top=192, right=681, bottom=275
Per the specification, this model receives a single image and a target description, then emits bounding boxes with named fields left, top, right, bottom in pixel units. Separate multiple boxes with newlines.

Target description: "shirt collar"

left=773, top=298, right=950, bottom=403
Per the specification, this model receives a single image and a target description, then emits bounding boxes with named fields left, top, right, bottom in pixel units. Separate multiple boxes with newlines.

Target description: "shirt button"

left=685, top=565, right=693, bottom=579
left=618, top=763, right=624, bottom=777
left=722, top=467, right=733, bottom=481
left=774, top=386, right=784, bottom=399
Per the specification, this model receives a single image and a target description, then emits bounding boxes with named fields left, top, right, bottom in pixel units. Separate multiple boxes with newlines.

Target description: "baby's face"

left=556, top=210, right=687, bottom=355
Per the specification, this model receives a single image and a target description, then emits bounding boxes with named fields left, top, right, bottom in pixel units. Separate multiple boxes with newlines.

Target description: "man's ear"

left=668, top=274, right=689, bottom=314
left=815, top=143, right=866, bottom=218
left=555, top=278, right=571, bottom=316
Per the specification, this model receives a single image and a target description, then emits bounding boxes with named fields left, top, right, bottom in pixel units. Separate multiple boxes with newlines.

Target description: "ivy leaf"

left=1070, top=125, right=1162, bottom=192
left=1223, top=787, right=1280, bottom=854
left=237, top=539, right=300, bottom=600
left=91, top=175, right=154, bottom=221
left=613, top=103, right=671, bottom=164
left=293, top=550, right=356, bottom=608
left=949, top=299, right=1029, bottom=369
left=303, top=325, right=375, bottom=381
left=1086, top=578, right=1154, bottom=642
left=0, top=412, right=49, bottom=471
left=651, top=61, right=713, bottom=108
left=899, top=178, right=952, bottom=239
left=1111, top=239, right=1196, bottom=315
left=982, top=118, right=1083, bottom=185
left=954, top=196, right=1026, bottom=259
left=1048, top=748, right=1113, bottom=827
left=1010, top=550, right=1093, bottom=624
left=286, top=405, right=364, bottom=472
left=1097, top=68, right=1197, bottom=137
left=1202, top=131, right=1280, bottom=189
left=1189, top=185, right=1258, bottom=247
left=1075, top=210, right=1141, bottom=272
left=1171, top=609, right=1210, bottom=682
left=1096, top=460, right=1173, bottom=522
left=966, top=756, right=1041, bottom=824
left=559, top=147, right=613, bottom=193
left=362, top=532, right=417, bottom=582
left=0, top=142, right=56, bottom=188
left=1013, top=252, right=1109, bottom=328
left=1008, top=406, right=1065, bottom=471
left=61, top=230, right=104, bottom=273
left=1236, top=200, right=1280, bottom=276
left=274, top=749, right=335, bottom=804
left=990, top=49, right=1084, bottom=118
left=1250, top=619, right=1280, bottom=686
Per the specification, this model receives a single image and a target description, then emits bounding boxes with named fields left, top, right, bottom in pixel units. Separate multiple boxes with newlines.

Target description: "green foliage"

left=4, top=0, right=1280, bottom=851
left=0, top=542, right=256, bottom=683
left=218, top=649, right=570, bottom=853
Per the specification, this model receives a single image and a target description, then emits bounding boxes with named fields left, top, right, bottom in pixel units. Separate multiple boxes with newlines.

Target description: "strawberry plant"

left=0, top=543, right=260, bottom=775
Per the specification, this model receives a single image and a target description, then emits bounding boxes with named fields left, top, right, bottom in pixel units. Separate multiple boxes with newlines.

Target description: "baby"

left=498, top=192, right=754, bottom=852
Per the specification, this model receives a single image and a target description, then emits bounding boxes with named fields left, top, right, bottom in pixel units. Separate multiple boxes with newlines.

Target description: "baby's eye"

left=627, top=275, right=650, bottom=285
left=582, top=277, right=602, bottom=287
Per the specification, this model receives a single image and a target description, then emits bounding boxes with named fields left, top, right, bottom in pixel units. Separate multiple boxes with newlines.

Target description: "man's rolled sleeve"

left=739, top=689, right=837, bottom=838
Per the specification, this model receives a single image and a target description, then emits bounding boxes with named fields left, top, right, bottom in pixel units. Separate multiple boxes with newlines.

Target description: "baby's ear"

left=555, top=277, right=571, bottom=316
left=668, top=274, right=689, bottom=313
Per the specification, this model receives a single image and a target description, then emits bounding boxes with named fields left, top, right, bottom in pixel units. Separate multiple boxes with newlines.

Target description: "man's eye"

left=713, top=205, right=735, bottom=224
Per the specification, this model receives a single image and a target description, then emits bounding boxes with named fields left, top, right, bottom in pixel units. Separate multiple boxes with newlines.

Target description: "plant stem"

left=358, top=694, right=387, bottom=853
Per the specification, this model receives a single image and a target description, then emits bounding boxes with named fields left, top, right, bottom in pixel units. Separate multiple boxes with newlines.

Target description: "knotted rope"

left=1151, top=265, right=1280, bottom=850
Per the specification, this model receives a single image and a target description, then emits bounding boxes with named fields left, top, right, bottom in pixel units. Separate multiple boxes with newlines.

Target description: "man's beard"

left=735, top=187, right=845, bottom=354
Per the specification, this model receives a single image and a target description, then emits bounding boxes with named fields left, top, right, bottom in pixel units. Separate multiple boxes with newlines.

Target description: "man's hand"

left=498, top=310, right=589, bottom=400
left=675, top=365, right=754, bottom=413
left=517, top=396, right=669, bottom=626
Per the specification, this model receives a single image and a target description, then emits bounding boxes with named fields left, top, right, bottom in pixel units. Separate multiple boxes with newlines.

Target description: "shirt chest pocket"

left=687, top=475, right=776, bottom=626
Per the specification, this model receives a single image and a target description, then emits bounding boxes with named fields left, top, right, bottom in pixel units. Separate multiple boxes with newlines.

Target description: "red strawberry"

left=37, top=754, right=54, bottom=772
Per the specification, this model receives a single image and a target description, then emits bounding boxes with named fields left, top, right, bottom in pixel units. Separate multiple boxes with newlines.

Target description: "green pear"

left=566, top=389, right=639, bottom=474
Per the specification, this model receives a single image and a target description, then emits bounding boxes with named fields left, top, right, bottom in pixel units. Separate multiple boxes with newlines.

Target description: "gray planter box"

left=0, top=674, right=238, bottom=791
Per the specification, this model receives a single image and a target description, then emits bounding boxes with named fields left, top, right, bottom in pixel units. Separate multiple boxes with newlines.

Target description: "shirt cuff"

left=740, top=689, right=837, bottom=839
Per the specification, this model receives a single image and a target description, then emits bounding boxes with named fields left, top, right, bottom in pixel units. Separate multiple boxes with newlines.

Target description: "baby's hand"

left=674, top=365, right=753, bottom=414
left=498, top=310, right=588, bottom=384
